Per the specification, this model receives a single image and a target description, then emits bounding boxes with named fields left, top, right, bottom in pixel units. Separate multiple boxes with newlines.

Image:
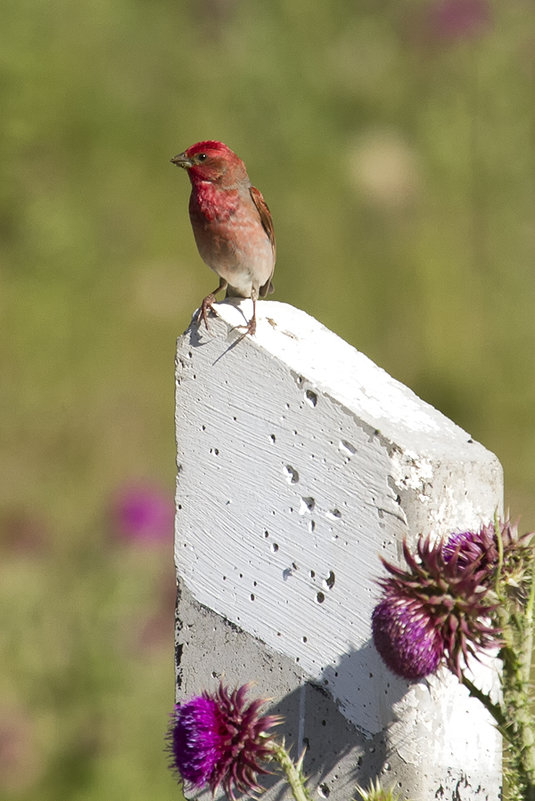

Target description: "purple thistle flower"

left=372, top=593, right=444, bottom=680
left=168, top=694, right=223, bottom=788
left=372, top=536, right=500, bottom=680
left=166, top=683, right=280, bottom=800
left=442, top=522, right=502, bottom=573
left=112, top=482, right=174, bottom=545
left=444, top=520, right=535, bottom=602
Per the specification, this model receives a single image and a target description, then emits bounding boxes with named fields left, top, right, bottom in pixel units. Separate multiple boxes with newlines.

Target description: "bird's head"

left=171, top=140, right=248, bottom=187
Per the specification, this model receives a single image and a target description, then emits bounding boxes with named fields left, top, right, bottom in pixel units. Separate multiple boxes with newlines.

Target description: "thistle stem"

left=460, top=675, right=510, bottom=739
left=494, top=523, right=535, bottom=799
left=522, top=557, right=535, bottom=686
left=271, top=742, right=313, bottom=801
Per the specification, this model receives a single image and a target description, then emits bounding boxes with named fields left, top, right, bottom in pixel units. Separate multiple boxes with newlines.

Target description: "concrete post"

left=174, top=299, right=502, bottom=801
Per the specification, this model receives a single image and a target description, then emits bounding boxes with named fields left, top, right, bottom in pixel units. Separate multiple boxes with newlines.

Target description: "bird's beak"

left=171, top=152, right=193, bottom=169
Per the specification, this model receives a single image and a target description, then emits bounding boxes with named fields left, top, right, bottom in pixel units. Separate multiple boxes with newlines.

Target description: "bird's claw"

left=235, top=316, right=257, bottom=337
left=195, top=294, right=217, bottom=330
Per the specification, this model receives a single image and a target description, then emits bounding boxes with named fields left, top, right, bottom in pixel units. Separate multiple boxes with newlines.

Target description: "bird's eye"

left=197, top=153, right=207, bottom=162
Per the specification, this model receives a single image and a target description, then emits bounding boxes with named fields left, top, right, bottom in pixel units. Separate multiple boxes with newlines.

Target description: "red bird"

left=171, top=140, right=276, bottom=336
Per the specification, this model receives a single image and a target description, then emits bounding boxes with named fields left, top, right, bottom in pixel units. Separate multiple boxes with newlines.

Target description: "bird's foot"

left=195, top=294, right=217, bottom=330
left=235, top=314, right=257, bottom=337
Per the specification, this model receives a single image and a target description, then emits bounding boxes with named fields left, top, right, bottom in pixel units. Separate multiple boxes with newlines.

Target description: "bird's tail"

left=259, top=279, right=274, bottom=298
left=225, top=280, right=274, bottom=299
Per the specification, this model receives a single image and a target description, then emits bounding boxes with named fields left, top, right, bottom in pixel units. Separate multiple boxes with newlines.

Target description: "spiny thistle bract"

left=444, top=520, right=535, bottom=605
left=166, top=682, right=279, bottom=800
left=372, top=532, right=501, bottom=680
left=356, top=778, right=409, bottom=800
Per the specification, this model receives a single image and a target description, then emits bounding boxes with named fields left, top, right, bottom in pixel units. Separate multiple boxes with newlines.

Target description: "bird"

left=171, top=140, right=276, bottom=336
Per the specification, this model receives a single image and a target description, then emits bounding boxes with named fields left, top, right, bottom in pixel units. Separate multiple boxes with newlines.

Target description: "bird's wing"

left=250, top=185, right=276, bottom=297
left=250, top=186, right=276, bottom=259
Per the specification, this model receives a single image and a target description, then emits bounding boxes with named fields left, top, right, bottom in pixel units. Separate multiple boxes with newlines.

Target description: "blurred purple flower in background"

left=429, top=0, right=491, bottom=42
left=112, top=482, right=174, bottom=545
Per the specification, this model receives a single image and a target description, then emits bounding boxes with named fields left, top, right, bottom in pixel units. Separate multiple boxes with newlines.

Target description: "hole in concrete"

left=339, top=439, right=357, bottom=455
left=316, top=591, right=325, bottom=604
left=305, top=389, right=317, bottom=407
left=299, top=496, right=315, bottom=514
left=319, top=784, right=330, bottom=798
left=271, top=543, right=279, bottom=553
left=324, top=570, right=335, bottom=590
left=326, top=508, right=342, bottom=520
left=270, top=434, right=276, bottom=443
left=284, top=465, right=299, bottom=484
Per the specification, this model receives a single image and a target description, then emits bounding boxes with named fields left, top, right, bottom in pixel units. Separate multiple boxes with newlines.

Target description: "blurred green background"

left=2, top=0, right=534, bottom=798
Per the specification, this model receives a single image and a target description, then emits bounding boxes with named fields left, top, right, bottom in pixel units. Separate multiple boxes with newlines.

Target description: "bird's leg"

left=196, top=278, right=228, bottom=330
left=236, top=289, right=258, bottom=336
left=247, top=292, right=257, bottom=336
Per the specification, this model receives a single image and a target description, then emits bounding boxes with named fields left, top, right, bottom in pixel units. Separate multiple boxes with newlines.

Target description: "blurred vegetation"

left=1, top=0, right=534, bottom=798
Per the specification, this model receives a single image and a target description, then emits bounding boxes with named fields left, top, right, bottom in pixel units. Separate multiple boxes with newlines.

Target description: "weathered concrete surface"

left=174, top=299, right=503, bottom=800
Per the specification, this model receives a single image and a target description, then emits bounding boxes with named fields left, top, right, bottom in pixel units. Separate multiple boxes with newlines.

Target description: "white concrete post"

left=174, top=299, right=502, bottom=801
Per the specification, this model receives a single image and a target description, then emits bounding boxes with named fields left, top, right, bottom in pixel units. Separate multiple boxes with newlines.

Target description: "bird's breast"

left=189, top=184, right=240, bottom=223
left=187, top=189, right=273, bottom=295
